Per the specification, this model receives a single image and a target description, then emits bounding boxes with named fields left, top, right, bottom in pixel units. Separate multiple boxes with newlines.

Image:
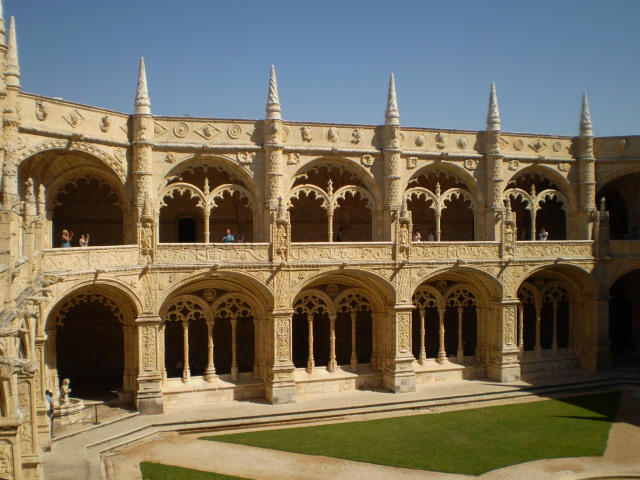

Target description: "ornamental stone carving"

left=435, top=132, right=447, bottom=149
left=415, top=134, right=426, bottom=147
left=406, top=156, right=417, bottom=169
left=300, top=126, right=312, bottom=142
left=508, top=159, right=519, bottom=171
left=464, top=158, right=479, bottom=171
left=529, top=139, right=547, bottom=152
left=195, top=124, right=221, bottom=140
left=35, top=99, right=49, bottom=121
left=173, top=122, right=189, bottom=138
left=100, top=115, right=111, bottom=132
left=227, top=124, right=242, bottom=139
left=361, top=154, right=374, bottom=167
left=63, top=109, right=85, bottom=128
left=287, top=153, right=301, bottom=165
left=351, top=128, right=362, bottom=144
left=237, top=151, right=256, bottom=165
left=327, top=127, right=339, bottom=143
left=457, top=136, right=468, bottom=149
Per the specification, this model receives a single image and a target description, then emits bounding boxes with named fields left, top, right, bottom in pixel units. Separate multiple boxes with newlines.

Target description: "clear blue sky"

left=5, top=0, right=640, bottom=136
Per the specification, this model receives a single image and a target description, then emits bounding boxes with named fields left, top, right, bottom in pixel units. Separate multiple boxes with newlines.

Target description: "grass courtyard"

left=141, top=391, right=621, bottom=479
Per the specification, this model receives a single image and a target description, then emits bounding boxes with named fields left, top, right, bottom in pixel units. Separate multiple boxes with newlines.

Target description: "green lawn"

left=140, top=462, right=248, bottom=480
left=202, top=391, right=621, bottom=475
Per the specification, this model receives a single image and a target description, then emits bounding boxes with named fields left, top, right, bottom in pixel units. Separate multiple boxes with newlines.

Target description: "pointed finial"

left=385, top=73, right=400, bottom=125
left=266, top=65, right=281, bottom=120
left=486, top=82, right=501, bottom=131
left=579, top=91, right=593, bottom=137
left=5, top=16, right=20, bottom=88
left=135, top=57, right=151, bottom=115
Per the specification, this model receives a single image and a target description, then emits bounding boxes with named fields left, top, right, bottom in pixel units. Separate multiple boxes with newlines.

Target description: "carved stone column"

left=534, top=306, right=542, bottom=356
left=350, top=312, right=358, bottom=372
left=578, top=292, right=611, bottom=370
left=231, top=318, right=238, bottom=381
left=135, top=314, right=164, bottom=414
left=181, top=320, right=190, bottom=383
left=328, top=314, right=337, bottom=372
left=456, top=307, right=464, bottom=363
left=418, top=309, right=427, bottom=365
left=264, top=309, right=296, bottom=404
left=517, top=303, right=524, bottom=358
left=486, top=299, right=521, bottom=382
left=382, top=304, right=416, bottom=393
left=306, top=314, right=314, bottom=373
left=204, top=320, right=217, bottom=383
left=436, top=308, right=446, bottom=363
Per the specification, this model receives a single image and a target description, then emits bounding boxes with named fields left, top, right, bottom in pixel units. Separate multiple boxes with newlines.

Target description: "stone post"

left=486, top=298, right=521, bottom=382
left=264, top=309, right=296, bottom=404
left=577, top=92, right=596, bottom=240
left=382, top=304, right=416, bottom=393
left=135, top=314, right=164, bottom=414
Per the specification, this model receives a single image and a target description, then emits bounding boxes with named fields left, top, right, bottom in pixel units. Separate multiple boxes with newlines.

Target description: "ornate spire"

left=385, top=73, right=399, bottom=125
left=266, top=65, right=281, bottom=120
left=579, top=91, right=593, bottom=137
left=134, top=57, right=151, bottom=115
left=5, top=16, right=20, bottom=88
left=486, top=82, right=500, bottom=131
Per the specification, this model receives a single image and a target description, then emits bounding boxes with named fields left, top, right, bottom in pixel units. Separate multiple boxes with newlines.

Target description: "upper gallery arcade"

left=1, top=4, right=640, bottom=479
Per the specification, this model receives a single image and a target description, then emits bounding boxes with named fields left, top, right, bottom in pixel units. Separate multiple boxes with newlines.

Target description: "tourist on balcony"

left=222, top=229, right=234, bottom=243
left=413, top=229, right=422, bottom=242
left=236, top=231, right=245, bottom=243
left=336, top=227, right=343, bottom=242
left=538, top=228, right=548, bottom=241
left=79, top=234, right=89, bottom=247
left=426, top=229, right=435, bottom=242
left=61, top=229, right=73, bottom=248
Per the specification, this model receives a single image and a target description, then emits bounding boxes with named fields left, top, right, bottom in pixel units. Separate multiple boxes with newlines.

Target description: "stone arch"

left=287, top=156, right=380, bottom=204
left=412, top=269, right=498, bottom=367
left=515, top=265, right=596, bottom=369
left=291, top=271, right=389, bottom=374
left=160, top=156, right=261, bottom=243
left=158, top=274, right=270, bottom=383
left=45, top=283, right=139, bottom=399
left=287, top=159, right=378, bottom=242
left=405, top=164, right=482, bottom=241
left=608, top=267, right=640, bottom=367
left=504, top=165, right=575, bottom=240
left=596, top=170, right=640, bottom=239
left=19, top=148, right=129, bottom=247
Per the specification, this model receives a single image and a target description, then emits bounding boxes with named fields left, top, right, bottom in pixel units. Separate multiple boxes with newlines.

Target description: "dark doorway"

left=178, top=218, right=196, bottom=243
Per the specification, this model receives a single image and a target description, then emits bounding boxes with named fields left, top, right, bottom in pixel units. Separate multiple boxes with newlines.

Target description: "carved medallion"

left=415, top=134, right=426, bottom=147
left=227, top=124, right=242, bottom=139
left=173, top=123, right=189, bottom=138
left=514, top=139, right=524, bottom=150
left=406, top=156, right=417, bottom=169
left=457, top=136, right=468, bottom=149
left=195, top=124, right=221, bottom=140
left=361, top=154, right=374, bottom=167
left=464, top=158, right=479, bottom=171
left=287, top=153, right=301, bottom=165
left=63, top=109, right=85, bottom=128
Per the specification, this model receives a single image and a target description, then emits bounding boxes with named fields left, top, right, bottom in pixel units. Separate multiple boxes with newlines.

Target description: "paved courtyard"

left=38, top=369, right=640, bottom=480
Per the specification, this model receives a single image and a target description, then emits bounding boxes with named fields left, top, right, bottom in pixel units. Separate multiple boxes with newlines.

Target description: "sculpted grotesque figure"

left=0, top=357, right=36, bottom=380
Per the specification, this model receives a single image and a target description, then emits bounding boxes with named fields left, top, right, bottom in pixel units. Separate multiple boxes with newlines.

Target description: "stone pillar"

left=264, top=309, right=296, bottom=404
left=306, top=314, right=314, bottom=373
left=328, top=314, right=337, bottom=372
left=350, top=312, right=358, bottom=371
left=486, top=299, right=521, bottom=382
left=418, top=309, right=427, bottom=365
left=204, top=320, right=217, bottom=382
left=382, top=304, right=416, bottom=393
left=135, top=314, right=164, bottom=414
left=579, top=292, right=611, bottom=370
left=436, top=307, right=446, bottom=363
left=230, top=318, right=238, bottom=381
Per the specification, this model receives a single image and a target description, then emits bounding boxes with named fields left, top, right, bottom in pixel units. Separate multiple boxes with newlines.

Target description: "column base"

left=487, top=349, right=521, bottom=382
left=136, top=376, right=164, bottom=415
left=265, top=366, right=296, bottom=405
left=383, top=359, right=416, bottom=393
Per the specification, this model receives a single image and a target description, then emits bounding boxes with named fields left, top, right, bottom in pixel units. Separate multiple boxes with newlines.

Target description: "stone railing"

left=41, top=245, right=140, bottom=272
left=288, top=242, right=393, bottom=262
left=512, top=241, right=594, bottom=259
left=154, top=243, right=270, bottom=264
left=38, top=240, right=599, bottom=275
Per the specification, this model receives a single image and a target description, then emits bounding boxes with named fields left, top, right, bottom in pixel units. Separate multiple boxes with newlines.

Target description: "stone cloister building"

left=1, top=5, right=640, bottom=479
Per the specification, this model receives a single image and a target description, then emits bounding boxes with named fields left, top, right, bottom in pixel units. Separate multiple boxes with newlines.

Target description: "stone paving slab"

left=40, top=369, right=640, bottom=480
